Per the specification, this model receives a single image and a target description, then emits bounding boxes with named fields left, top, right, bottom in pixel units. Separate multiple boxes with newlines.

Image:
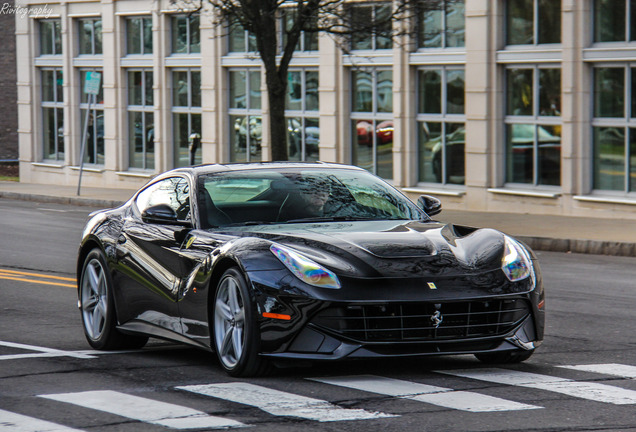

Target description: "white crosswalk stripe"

left=309, top=375, right=540, bottom=412
left=0, top=409, right=83, bottom=432
left=437, top=368, right=636, bottom=405
left=560, top=363, right=636, bottom=378
left=38, top=390, right=246, bottom=430
left=178, top=382, right=395, bottom=422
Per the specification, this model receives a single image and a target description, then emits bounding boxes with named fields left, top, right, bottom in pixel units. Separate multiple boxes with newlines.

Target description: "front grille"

left=311, top=299, right=530, bottom=343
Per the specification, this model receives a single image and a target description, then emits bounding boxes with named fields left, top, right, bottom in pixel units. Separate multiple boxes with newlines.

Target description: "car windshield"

left=197, top=168, right=423, bottom=228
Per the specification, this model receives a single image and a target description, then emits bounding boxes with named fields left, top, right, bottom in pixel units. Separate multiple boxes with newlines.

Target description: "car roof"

left=164, top=161, right=366, bottom=178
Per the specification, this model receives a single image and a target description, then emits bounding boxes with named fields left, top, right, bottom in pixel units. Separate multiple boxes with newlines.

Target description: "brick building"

left=0, top=0, right=18, bottom=161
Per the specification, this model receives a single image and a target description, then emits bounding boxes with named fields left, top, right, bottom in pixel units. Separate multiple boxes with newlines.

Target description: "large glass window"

left=506, top=0, right=561, bottom=45
left=350, top=3, right=392, bottom=50
left=281, top=8, right=319, bottom=52
left=42, top=69, right=64, bottom=161
left=128, top=70, right=154, bottom=170
left=505, top=67, right=562, bottom=186
left=419, top=0, right=465, bottom=48
left=593, top=0, right=636, bottom=42
left=172, top=69, right=201, bottom=167
left=229, top=69, right=262, bottom=162
left=417, top=68, right=465, bottom=185
left=40, top=19, right=61, bottom=55
left=79, top=69, right=104, bottom=165
left=592, top=66, right=636, bottom=193
left=126, top=17, right=153, bottom=55
left=351, top=69, right=393, bottom=179
left=286, top=70, right=319, bottom=162
left=172, top=14, right=200, bottom=54
left=228, top=22, right=257, bottom=53
left=79, top=19, right=102, bottom=55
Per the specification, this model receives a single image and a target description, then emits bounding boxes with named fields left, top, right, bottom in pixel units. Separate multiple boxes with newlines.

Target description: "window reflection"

left=507, top=0, right=560, bottom=45
left=506, top=124, right=561, bottom=186
left=594, top=0, right=626, bottom=42
left=594, top=127, right=625, bottom=191
left=539, top=69, right=561, bottom=116
left=350, top=3, right=392, bottom=50
left=594, top=68, right=624, bottom=118
left=136, top=177, right=190, bottom=221
left=420, top=0, right=465, bottom=48
left=231, top=115, right=262, bottom=162
left=507, top=69, right=533, bottom=116
left=418, top=122, right=464, bottom=185
left=172, top=15, right=200, bottom=54
left=40, top=20, right=61, bottom=55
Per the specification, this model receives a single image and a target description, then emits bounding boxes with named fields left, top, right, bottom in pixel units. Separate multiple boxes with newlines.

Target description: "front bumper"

left=262, top=314, right=540, bottom=361
left=249, top=267, right=545, bottom=361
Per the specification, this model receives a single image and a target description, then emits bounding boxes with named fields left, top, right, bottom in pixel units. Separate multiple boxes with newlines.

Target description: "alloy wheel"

left=214, top=275, right=246, bottom=369
left=81, top=258, right=108, bottom=340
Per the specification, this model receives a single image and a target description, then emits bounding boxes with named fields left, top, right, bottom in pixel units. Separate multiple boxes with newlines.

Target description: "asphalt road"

left=2, top=198, right=636, bottom=431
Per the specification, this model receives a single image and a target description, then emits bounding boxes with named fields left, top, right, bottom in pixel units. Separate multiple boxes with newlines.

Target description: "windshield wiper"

left=284, top=215, right=382, bottom=223
left=227, top=220, right=277, bottom=226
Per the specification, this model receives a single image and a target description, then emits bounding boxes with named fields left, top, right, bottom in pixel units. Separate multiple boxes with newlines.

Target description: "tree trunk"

left=266, top=71, right=288, bottom=161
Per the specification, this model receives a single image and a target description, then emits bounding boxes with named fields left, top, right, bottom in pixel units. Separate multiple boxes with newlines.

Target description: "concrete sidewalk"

left=1, top=180, right=635, bottom=257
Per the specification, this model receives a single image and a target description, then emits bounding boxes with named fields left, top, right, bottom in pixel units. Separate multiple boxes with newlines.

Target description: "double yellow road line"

left=0, top=268, right=77, bottom=288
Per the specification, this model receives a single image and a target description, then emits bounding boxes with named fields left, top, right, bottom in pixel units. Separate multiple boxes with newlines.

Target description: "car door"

left=113, top=176, right=193, bottom=334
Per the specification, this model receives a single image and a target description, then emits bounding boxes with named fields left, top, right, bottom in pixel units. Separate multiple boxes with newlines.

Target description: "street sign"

left=84, top=71, right=101, bottom=95
left=78, top=71, right=101, bottom=196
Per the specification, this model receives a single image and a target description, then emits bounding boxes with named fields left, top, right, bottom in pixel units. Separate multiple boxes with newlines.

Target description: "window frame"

left=416, top=66, right=466, bottom=186
left=40, top=19, right=62, bottom=56
left=126, top=16, right=153, bottom=55
left=505, top=0, right=561, bottom=46
left=171, top=68, right=202, bottom=167
left=227, top=22, right=258, bottom=53
left=41, top=68, right=64, bottom=162
left=171, top=14, right=200, bottom=55
left=591, top=64, right=636, bottom=194
left=280, top=7, right=319, bottom=53
left=228, top=68, right=263, bottom=163
left=503, top=64, right=563, bottom=187
left=78, top=18, right=103, bottom=56
left=285, top=68, right=320, bottom=162
left=78, top=68, right=105, bottom=166
left=593, top=0, right=633, bottom=43
left=418, top=0, right=466, bottom=49
left=349, top=3, right=393, bottom=51
left=127, top=69, right=155, bottom=170
left=350, top=67, right=394, bottom=179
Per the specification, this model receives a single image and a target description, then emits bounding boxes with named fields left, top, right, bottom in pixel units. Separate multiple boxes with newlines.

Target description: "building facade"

left=14, top=0, right=636, bottom=219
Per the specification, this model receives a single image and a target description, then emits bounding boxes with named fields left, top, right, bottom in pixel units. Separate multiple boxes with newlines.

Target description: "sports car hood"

left=228, top=220, right=508, bottom=278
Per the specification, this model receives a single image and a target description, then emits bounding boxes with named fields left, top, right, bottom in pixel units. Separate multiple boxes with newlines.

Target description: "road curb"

left=518, top=236, right=636, bottom=258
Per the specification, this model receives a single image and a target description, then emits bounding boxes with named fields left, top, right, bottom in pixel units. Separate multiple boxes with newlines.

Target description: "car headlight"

left=502, top=236, right=535, bottom=286
left=270, top=244, right=341, bottom=289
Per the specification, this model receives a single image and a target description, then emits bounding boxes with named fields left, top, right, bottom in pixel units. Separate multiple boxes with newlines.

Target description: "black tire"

left=475, top=349, right=534, bottom=364
left=79, top=248, right=148, bottom=350
left=212, top=267, right=271, bottom=377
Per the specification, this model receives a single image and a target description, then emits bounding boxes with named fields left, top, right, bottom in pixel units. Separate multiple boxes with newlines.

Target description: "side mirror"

left=417, top=195, right=442, bottom=217
left=142, top=204, right=190, bottom=226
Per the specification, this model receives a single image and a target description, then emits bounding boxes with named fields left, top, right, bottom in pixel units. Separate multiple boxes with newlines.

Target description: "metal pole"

left=77, top=93, right=93, bottom=196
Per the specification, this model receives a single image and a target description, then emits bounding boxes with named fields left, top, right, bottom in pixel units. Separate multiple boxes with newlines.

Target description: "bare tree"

left=171, top=0, right=443, bottom=161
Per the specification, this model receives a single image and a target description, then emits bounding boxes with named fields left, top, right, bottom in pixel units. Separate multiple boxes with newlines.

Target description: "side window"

left=135, top=177, right=191, bottom=221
